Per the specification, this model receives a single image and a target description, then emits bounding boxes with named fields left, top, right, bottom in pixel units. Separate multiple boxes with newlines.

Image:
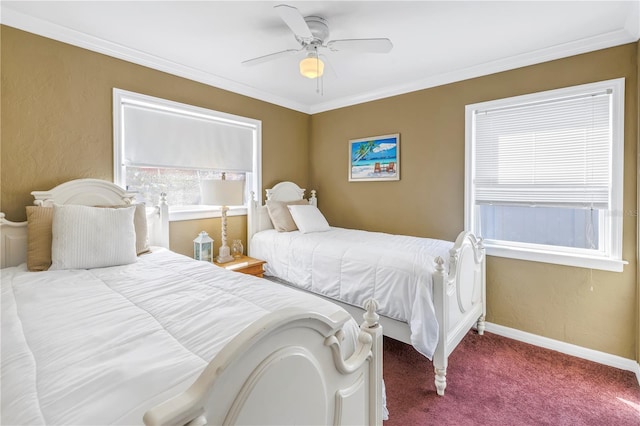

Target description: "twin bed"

left=248, top=182, right=486, bottom=397
left=1, top=178, right=486, bottom=425
left=0, top=179, right=383, bottom=426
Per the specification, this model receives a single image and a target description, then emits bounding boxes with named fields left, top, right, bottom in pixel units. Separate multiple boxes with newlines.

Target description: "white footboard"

left=431, top=231, right=486, bottom=395
left=144, top=301, right=384, bottom=426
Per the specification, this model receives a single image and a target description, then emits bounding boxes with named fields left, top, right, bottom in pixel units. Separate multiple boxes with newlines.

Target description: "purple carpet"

left=383, top=331, right=640, bottom=425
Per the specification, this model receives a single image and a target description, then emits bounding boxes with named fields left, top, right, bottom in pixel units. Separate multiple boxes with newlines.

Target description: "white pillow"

left=50, top=204, right=137, bottom=270
left=287, top=205, right=331, bottom=234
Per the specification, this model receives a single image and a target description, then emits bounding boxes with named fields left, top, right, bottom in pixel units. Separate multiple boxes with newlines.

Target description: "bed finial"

left=363, top=299, right=380, bottom=328
left=476, top=236, right=485, bottom=253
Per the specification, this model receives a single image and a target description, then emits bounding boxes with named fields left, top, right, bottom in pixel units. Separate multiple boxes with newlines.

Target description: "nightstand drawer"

left=238, top=263, right=265, bottom=278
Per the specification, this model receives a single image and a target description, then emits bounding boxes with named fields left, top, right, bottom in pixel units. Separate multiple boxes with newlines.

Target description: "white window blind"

left=474, top=90, right=612, bottom=209
left=465, top=78, right=625, bottom=271
left=122, top=102, right=253, bottom=172
left=113, top=88, right=262, bottom=222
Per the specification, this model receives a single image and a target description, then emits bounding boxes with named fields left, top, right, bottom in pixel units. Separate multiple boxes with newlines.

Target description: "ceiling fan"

left=242, top=4, right=393, bottom=80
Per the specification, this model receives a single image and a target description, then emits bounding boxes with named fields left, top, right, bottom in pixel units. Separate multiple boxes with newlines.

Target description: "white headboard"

left=0, top=179, right=169, bottom=268
left=247, top=181, right=317, bottom=252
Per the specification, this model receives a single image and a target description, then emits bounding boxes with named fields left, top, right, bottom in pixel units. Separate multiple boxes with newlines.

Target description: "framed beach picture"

left=349, top=133, right=400, bottom=182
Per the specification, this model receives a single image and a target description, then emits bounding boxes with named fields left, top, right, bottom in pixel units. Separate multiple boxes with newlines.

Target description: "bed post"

left=431, top=256, right=448, bottom=396
left=476, top=238, right=486, bottom=335
left=361, top=299, right=384, bottom=424
left=362, top=300, right=384, bottom=426
left=247, top=191, right=258, bottom=256
left=157, top=192, right=169, bottom=249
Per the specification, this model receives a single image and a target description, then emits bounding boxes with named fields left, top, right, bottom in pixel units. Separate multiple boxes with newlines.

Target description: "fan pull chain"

left=315, top=47, right=323, bottom=96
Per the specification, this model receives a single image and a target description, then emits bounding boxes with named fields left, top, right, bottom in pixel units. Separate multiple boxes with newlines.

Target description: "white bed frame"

left=0, top=178, right=384, bottom=426
left=247, top=181, right=486, bottom=396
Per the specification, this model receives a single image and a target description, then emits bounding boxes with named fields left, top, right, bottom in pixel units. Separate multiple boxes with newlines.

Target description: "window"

left=113, top=89, right=261, bottom=221
left=465, top=78, right=625, bottom=272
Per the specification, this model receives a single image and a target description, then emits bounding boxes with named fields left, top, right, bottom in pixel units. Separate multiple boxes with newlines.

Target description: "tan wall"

left=310, top=44, right=638, bottom=360
left=637, top=39, right=640, bottom=363
left=1, top=26, right=310, bottom=256
left=2, top=25, right=638, bottom=361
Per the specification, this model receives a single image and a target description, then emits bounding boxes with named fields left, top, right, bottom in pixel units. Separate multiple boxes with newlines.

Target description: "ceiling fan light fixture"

left=299, top=55, right=324, bottom=79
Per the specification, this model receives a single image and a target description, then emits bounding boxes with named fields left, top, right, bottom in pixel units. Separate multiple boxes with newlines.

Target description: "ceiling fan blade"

left=274, top=4, right=313, bottom=40
left=241, top=48, right=301, bottom=66
left=326, top=38, right=393, bottom=53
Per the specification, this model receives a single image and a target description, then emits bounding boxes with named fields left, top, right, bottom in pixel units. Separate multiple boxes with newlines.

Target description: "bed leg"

left=434, top=366, right=447, bottom=396
left=477, top=315, right=486, bottom=335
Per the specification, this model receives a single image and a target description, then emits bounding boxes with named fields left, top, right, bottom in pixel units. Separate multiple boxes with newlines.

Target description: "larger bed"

left=0, top=179, right=384, bottom=426
left=248, top=181, right=486, bottom=396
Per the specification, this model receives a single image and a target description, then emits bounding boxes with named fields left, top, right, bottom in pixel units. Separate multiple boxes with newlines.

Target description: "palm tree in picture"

left=353, top=141, right=377, bottom=164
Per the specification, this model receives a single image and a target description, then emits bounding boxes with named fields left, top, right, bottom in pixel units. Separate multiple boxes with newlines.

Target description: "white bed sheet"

left=250, top=227, right=454, bottom=359
left=0, top=248, right=362, bottom=425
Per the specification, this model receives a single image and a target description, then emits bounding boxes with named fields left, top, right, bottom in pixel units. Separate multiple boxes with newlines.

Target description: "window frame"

left=113, top=88, right=262, bottom=222
left=464, top=78, right=626, bottom=272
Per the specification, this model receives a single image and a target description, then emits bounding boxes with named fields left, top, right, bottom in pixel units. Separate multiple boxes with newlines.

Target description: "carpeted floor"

left=383, top=331, right=640, bottom=425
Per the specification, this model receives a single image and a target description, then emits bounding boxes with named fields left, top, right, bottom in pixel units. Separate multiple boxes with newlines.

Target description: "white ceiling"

left=2, top=1, right=639, bottom=114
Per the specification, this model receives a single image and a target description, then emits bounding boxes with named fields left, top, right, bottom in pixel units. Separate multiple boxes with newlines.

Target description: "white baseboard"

left=485, top=322, right=640, bottom=385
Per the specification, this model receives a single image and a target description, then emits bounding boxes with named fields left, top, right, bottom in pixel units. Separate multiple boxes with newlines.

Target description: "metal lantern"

left=193, top=231, right=213, bottom=262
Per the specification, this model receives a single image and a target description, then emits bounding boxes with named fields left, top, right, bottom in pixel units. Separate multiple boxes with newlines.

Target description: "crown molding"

left=0, top=7, right=312, bottom=114
left=2, top=5, right=638, bottom=115
left=309, top=26, right=639, bottom=113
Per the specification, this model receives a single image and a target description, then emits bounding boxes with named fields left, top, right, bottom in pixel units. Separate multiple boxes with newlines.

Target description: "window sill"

left=168, top=207, right=248, bottom=222
left=485, top=243, right=627, bottom=272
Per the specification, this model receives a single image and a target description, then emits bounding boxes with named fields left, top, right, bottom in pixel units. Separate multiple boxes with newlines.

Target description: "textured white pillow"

left=287, top=205, right=331, bottom=234
left=97, top=204, right=150, bottom=255
left=50, top=204, right=137, bottom=270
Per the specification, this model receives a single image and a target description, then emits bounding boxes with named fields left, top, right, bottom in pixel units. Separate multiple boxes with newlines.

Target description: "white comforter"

left=1, top=248, right=361, bottom=425
left=250, top=227, right=454, bottom=359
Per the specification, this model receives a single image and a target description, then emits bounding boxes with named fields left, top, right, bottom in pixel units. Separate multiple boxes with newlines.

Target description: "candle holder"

left=193, top=231, right=213, bottom=262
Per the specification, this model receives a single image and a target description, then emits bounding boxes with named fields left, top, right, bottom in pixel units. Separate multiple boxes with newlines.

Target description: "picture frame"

left=349, top=133, right=400, bottom=182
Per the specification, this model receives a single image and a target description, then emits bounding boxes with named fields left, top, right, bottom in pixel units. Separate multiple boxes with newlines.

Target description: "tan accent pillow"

left=266, top=199, right=309, bottom=232
left=97, top=204, right=150, bottom=255
left=258, top=205, right=275, bottom=231
left=26, top=206, right=53, bottom=271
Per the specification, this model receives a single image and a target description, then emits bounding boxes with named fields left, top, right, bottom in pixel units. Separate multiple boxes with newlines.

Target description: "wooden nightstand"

left=214, top=255, right=266, bottom=278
